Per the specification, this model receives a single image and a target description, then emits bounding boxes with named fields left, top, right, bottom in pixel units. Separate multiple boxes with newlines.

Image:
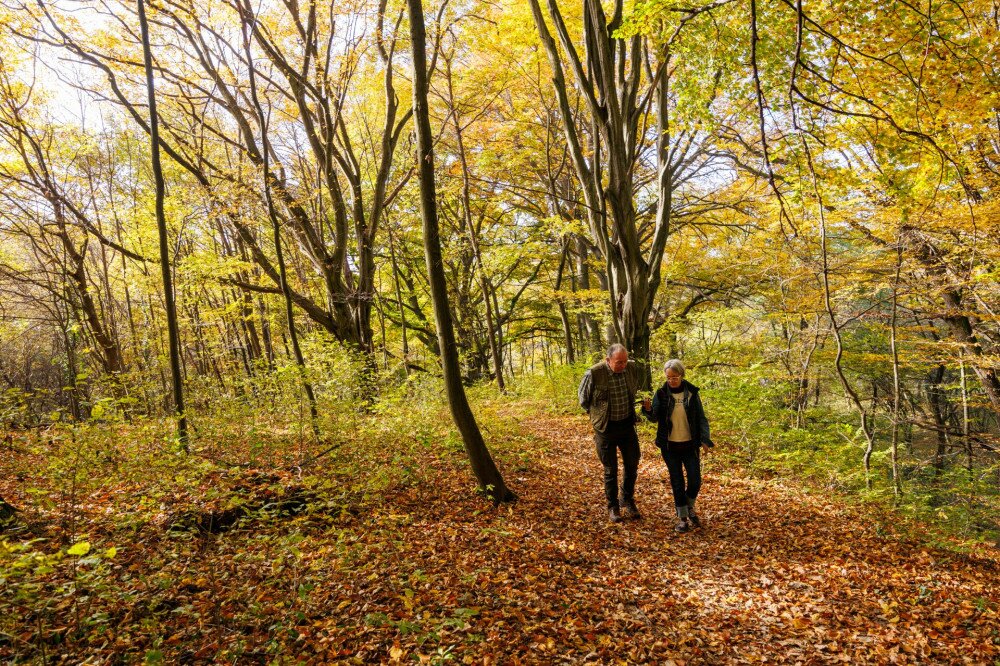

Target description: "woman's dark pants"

left=661, top=444, right=701, bottom=517
left=595, top=418, right=640, bottom=509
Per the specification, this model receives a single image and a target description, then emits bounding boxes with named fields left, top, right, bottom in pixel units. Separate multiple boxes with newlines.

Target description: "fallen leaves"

left=2, top=406, right=999, bottom=664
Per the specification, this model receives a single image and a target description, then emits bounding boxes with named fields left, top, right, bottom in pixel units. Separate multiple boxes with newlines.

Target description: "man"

left=578, top=344, right=643, bottom=523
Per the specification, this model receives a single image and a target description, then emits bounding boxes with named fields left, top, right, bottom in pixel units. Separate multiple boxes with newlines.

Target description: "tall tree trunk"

left=555, top=238, right=575, bottom=364
left=238, top=0, right=320, bottom=438
left=387, top=222, right=410, bottom=376
left=809, top=139, right=876, bottom=487
left=889, top=235, right=903, bottom=499
left=928, top=364, right=948, bottom=474
left=138, top=0, right=187, bottom=448
left=574, top=235, right=602, bottom=355
left=444, top=57, right=505, bottom=390
left=529, top=0, right=694, bottom=383
left=59, top=293, right=83, bottom=421
left=960, top=358, right=972, bottom=477
left=407, top=0, right=514, bottom=503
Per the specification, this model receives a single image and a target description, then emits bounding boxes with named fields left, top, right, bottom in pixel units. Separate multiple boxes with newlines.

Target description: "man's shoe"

left=622, top=501, right=642, bottom=520
left=688, top=512, right=701, bottom=528
left=609, top=507, right=623, bottom=523
left=674, top=518, right=690, bottom=533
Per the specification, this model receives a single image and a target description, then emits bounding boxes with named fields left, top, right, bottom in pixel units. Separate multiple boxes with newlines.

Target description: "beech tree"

left=528, top=0, right=733, bottom=381
left=407, top=0, right=514, bottom=503
left=138, top=0, right=187, bottom=446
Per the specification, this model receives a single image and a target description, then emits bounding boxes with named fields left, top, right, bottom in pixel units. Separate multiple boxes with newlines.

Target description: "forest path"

left=411, top=407, right=1000, bottom=664
left=2, top=408, right=999, bottom=664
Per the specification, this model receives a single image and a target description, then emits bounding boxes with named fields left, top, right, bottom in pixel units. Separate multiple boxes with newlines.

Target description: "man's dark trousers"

left=595, top=417, right=640, bottom=509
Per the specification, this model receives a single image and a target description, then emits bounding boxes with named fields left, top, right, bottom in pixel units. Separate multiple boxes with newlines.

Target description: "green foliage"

left=700, top=370, right=1000, bottom=546
left=0, top=0, right=999, bottom=657
left=0, top=535, right=121, bottom=657
left=2, top=355, right=998, bottom=663
left=505, top=362, right=590, bottom=414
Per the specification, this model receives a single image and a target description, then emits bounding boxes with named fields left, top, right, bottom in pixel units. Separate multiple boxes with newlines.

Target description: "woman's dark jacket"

left=641, top=380, right=714, bottom=450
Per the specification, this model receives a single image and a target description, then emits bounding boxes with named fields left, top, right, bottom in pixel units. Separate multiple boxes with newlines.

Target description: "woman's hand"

left=642, top=397, right=652, bottom=411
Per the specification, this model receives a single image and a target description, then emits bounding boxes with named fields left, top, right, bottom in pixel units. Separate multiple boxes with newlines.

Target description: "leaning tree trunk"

left=50, top=214, right=124, bottom=377
left=904, top=228, right=1000, bottom=413
left=407, top=0, right=514, bottom=503
left=138, top=0, right=187, bottom=449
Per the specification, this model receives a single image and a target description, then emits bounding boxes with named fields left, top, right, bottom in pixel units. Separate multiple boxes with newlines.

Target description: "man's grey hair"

left=606, top=343, right=627, bottom=358
left=664, top=359, right=685, bottom=377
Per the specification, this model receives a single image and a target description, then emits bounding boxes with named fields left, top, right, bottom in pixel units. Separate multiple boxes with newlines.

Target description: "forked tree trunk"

left=407, top=0, right=514, bottom=504
left=529, top=0, right=697, bottom=387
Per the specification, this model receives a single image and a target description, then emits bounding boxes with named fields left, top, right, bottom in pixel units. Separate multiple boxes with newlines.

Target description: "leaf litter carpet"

left=319, top=412, right=1000, bottom=664
left=5, top=412, right=997, bottom=665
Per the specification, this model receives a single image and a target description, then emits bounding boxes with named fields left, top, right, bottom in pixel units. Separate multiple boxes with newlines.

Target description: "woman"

left=641, top=359, right=714, bottom=532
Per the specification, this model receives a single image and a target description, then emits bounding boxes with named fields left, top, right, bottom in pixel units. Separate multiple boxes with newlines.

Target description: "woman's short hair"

left=663, top=359, right=685, bottom=377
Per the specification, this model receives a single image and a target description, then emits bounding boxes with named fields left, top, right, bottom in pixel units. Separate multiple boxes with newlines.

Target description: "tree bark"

left=238, top=0, right=319, bottom=437
left=138, top=0, right=187, bottom=448
left=407, top=0, right=514, bottom=503
left=529, top=0, right=701, bottom=384
left=555, top=238, right=576, bottom=364
left=138, top=0, right=188, bottom=446
left=904, top=228, right=1000, bottom=413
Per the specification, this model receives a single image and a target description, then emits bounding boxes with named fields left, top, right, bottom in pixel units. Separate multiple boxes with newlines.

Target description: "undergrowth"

left=510, top=366, right=1000, bottom=550
left=1, top=362, right=997, bottom=663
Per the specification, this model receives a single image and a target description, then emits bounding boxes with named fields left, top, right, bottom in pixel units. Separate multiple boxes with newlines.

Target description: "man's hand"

left=642, top=397, right=652, bottom=411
